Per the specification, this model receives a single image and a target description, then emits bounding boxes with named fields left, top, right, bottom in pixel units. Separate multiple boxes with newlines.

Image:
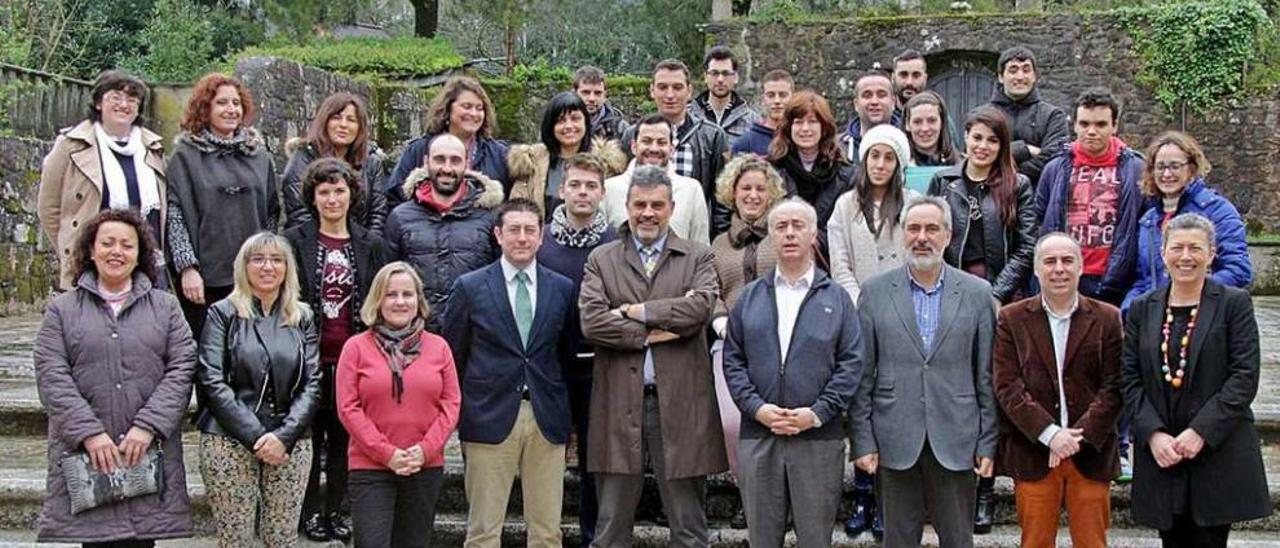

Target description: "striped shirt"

left=908, top=268, right=945, bottom=353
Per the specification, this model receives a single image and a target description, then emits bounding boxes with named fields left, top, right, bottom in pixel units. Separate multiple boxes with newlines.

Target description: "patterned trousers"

left=199, top=433, right=313, bottom=548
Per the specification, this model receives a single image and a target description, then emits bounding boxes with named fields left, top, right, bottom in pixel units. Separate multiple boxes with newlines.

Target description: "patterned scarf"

left=549, top=204, right=609, bottom=248
left=728, top=213, right=770, bottom=282
left=372, top=318, right=424, bottom=404
left=188, top=127, right=262, bottom=156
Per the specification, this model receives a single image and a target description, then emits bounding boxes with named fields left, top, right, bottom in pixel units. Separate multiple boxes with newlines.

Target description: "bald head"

left=427, top=133, right=467, bottom=196
left=1034, top=232, right=1083, bottom=301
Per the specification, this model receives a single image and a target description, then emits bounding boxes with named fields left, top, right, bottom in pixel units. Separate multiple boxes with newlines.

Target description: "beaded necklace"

left=1160, top=304, right=1198, bottom=389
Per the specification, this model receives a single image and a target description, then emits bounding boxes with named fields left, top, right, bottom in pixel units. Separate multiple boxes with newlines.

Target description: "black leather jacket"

left=621, top=116, right=729, bottom=235
left=927, top=164, right=1037, bottom=303
left=195, top=298, right=320, bottom=451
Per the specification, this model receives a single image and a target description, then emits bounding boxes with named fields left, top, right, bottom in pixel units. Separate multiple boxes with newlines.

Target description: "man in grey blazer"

left=849, top=195, right=998, bottom=548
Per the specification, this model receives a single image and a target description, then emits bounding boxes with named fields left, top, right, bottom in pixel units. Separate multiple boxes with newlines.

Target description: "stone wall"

left=705, top=14, right=1280, bottom=230
left=0, top=137, right=57, bottom=314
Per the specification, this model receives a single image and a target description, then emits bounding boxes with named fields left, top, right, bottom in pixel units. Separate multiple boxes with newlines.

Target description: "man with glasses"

left=689, top=45, right=760, bottom=141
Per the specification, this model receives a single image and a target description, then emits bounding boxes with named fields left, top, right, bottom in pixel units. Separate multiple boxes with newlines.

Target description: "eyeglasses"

left=1154, top=161, right=1188, bottom=173
left=249, top=255, right=286, bottom=267
left=102, top=92, right=140, bottom=107
left=707, top=70, right=737, bottom=78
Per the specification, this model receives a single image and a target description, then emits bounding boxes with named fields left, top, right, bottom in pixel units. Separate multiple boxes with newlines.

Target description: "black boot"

left=843, top=491, right=873, bottom=537
left=871, top=501, right=884, bottom=541
left=974, top=476, right=995, bottom=534
left=328, top=512, right=352, bottom=542
left=301, top=513, right=331, bottom=542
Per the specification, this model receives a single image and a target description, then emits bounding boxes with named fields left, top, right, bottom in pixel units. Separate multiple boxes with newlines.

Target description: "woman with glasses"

left=38, top=70, right=170, bottom=291
left=1123, top=131, right=1251, bottom=312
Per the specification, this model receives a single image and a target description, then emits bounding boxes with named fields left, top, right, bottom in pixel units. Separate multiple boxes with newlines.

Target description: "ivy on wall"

left=1117, top=0, right=1272, bottom=113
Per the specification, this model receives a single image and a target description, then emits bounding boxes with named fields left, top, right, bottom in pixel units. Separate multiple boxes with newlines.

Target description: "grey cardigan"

left=35, top=272, right=197, bottom=543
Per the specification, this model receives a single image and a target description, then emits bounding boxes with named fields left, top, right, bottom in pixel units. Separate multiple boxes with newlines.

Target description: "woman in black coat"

left=1122, top=212, right=1271, bottom=548
left=766, top=90, right=854, bottom=260
left=283, top=158, right=387, bottom=542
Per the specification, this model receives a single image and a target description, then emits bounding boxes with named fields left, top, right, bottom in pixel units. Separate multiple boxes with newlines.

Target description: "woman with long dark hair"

left=507, top=91, right=625, bottom=220
left=904, top=90, right=960, bottom=167
left=282, top=92, right=388, bottom=235
left=167, top=73, right=279, bottom=337
left=927, top=105, right=1037, bottom=533
left=767, top=90, right=855, bottom=255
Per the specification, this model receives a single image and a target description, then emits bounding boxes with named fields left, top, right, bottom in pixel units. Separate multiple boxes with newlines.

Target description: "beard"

left=430, top=169, right=463, bottom=196
left=907, top=251, right=943, bottom=271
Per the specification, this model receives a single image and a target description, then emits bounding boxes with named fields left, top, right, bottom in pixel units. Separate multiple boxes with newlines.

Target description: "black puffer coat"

left=383, top=169, right=503, bottom=333
left=927, top=164, right=1037, bottom=303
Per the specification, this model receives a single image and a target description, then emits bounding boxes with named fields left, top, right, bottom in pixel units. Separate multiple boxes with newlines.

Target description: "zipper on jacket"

left=778, top=286, right=820, bottom=403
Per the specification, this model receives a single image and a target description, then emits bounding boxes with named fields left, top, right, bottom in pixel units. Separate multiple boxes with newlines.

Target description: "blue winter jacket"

left=1036, top=145, right=1145, bottom=301
left=1122, top=178, right=1252, bottom=312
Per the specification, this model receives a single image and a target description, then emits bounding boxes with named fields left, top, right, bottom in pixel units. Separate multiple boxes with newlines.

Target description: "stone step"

left=0, top=433, right=1277, bottom=534
left=6, top=522, right=1280, bottom=548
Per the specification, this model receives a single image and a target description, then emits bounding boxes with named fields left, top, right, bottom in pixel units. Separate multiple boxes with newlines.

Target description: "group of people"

left=29, top=39, right=1270, bottom=548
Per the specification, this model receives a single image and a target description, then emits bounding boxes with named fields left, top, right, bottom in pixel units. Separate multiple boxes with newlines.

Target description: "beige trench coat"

left=579, top=228, right=726, bottom=479
left=37, top=120, right=167, bottom=289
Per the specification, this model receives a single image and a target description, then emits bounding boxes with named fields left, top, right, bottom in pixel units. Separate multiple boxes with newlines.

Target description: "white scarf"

left=94, top=122, right=160, bottom=217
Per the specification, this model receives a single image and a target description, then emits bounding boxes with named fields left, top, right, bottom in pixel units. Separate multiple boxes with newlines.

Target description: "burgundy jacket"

left=993, top=295, right=1123, bottom=482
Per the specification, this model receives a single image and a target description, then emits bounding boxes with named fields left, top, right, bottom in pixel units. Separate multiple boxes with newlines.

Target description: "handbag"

left=60, top=444, right=164, bottom=515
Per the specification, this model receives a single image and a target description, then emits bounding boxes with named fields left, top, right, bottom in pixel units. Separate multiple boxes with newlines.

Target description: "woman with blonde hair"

left=195, top=232, right=320, bottom=548
left=338, top=261, right=460, bottom=548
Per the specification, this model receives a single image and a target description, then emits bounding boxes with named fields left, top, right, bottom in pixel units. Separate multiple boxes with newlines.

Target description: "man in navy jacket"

left=723, top=198, right=864, bottom=547
left=443, top=198, right=576, bottom=548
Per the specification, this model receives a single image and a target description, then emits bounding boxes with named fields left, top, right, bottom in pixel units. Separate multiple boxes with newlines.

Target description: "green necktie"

left=515, top=270, right=533, bottom=348
left=642, top=247, right=659, bottom=277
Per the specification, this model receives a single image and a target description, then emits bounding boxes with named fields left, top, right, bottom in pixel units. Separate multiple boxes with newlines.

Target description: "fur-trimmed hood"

left=402, top=167, right=504, bottom=210
left=507, top=137, right=628, bottom=180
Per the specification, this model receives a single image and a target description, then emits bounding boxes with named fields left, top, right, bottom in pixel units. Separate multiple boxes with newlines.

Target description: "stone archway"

left=925, top=50, right=1000, bottom=119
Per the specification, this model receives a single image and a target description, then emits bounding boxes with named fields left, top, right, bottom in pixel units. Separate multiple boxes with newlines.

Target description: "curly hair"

left=181, top=73, right=256, bottom=134
left=72, top=209, right=159, bottom=284
left=424, top=76, right=496, bottom=138
left=300, top=157, right=363, bottom=222
left=715, top=154, right=787, bottom=211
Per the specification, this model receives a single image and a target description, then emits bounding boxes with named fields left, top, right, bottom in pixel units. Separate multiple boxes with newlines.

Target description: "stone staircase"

left=1, top=301, right=1279, bottom=547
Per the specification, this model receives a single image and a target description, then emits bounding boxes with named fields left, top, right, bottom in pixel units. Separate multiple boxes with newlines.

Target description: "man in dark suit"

left=442, top=198, right=576, bottom=548
left=993, top=233, right=1122, bottom=548
left=850, top=195, right=998, bottom=548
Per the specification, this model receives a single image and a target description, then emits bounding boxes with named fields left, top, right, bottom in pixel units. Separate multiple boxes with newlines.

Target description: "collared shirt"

left=908, top=267, right=945, bottom=353
left=775, top=264, right=815, bottom=362
left=1037, top=295, right=1080, bottom=446
left=500, top=256, right=538, bottom=320
left=671, top=116, right=695, bottom=179
left=632, top=233, right=668, bottom=386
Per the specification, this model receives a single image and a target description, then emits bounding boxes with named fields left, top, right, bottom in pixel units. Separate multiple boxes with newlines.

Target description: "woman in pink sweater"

left=337, top=261, right=460, bottom=548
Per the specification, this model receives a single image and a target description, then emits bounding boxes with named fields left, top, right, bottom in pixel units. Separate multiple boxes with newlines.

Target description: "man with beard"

left=892, top=50, right=964, bottom=153
left=383, top=134, right=503, bottom=333
left=580, top=166, right=723, bottom=547
left=604, top=115, right=710, bottom=245
left=986, top=46, right=1070, bottom=185
left=575, top=65, right=629, bottom=142
left=535, top=153, right=619, bottom=546
left=689, top=46, right=760, bottom=141
left=840, top=70, right=902, bottom=162
left=622, top=59, right=730, bottom=235
left=731, top=69, right=794, bottom=157
left=850, top=196, right=998, bottom=548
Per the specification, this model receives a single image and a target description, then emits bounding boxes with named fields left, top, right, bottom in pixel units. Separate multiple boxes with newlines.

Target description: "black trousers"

left=83, top=541, right=155, bottom=548
left=178, top=283, right=233, bottom=338
left=1159, top=516, right=1230, bottom=548
left=349, top=467, right=444, bottom=548
left=302, top=362, right=350, bottom=517
left=567, top=370, right=598, bottom=547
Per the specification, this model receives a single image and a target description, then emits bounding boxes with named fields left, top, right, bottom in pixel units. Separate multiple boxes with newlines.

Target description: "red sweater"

left=336, top=331, right=460, bottom=471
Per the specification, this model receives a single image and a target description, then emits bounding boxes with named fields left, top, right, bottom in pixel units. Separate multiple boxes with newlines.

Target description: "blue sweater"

left=731, top=120, right=774, bottom=158
left=536, top=225, right=618, bottom=377
left=722, top=267, right=863, bottom=440
left=1123, top=178, right=1253, bottom=312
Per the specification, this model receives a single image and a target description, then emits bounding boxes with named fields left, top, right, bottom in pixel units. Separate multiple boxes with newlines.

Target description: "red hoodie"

left=414, top=178, right=469, bottom=213
left=1066, top=136, right=1125, bottom=276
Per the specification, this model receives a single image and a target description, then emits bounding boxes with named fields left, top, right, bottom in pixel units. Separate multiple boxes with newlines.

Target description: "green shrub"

left=119, top=0, right=216, bottom=83
left=234, top=37, right=465, bottom=79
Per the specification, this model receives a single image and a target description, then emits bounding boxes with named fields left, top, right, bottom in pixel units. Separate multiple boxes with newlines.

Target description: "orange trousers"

left=1013, top=458, right=1111, bottom=548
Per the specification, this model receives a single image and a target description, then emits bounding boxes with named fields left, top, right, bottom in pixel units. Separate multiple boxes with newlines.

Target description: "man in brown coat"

left=580, top=165, right=724, bottom=547
left=993, top=232, right=1123, bottom=548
